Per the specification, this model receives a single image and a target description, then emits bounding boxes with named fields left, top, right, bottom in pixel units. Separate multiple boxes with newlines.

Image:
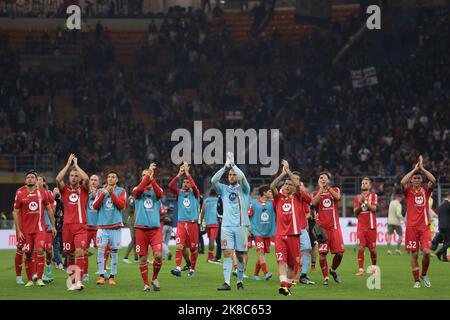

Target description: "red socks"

left=175, top=249, right=183, bottom=268
left=260, top=262, right=268, bottom=275
left=15, top=250, right=23, bottom=277
left=152, top=260, right=162, bottom=281
left=331, top=254, right=343, bottom=270
left=84, top=253, right=89, bottom=275
left=254, top=262, right=261, bottom=276
left=140, top=263, right=149, bottom=286
left=319, top=256, right=329, bottom=278
left=190, top=250, right=198, bottom=270
left=25, top=256, right=33, bottom=281
left=76, top=255, right=85, bottom=279
left=280, top=281, right=292, bottom=288
left=370, top=251, right=377, bottom=266
left=421, top=256, right=430, bottom=276
left=207, top=250, right=214, bottom=261
left=36, top=254, right=45, bottom=279
left=358, top=249, right=364, bottom=269
left=412, top=268, right=420, bottom=282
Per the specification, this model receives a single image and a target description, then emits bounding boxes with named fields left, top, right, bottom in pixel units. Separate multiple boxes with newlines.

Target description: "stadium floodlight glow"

left=171, top=121, right=280, bottom=175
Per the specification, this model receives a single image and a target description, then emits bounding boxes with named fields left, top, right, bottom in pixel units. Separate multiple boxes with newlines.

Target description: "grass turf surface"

left=0, top=246, right=449, bottom=300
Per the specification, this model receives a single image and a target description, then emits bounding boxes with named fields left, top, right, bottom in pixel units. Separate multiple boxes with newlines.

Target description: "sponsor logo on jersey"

left=261, top=211, right=270, bottom=222
left=183, top=198, right=191, bottom=207
left=144, top=198, right=153, bottom=209
left=69, top=193, right=79, bottom=203
left=415, top=196, right=424, bottom=205
left=323, top=198, right=332, bottom=208
left=105, top=199, right=113, bottom=209
left=282, top=203, right=292, bottom=212
left=29, top=201, right=38, bottom=211
left=229, top=192, right=237, bottom=202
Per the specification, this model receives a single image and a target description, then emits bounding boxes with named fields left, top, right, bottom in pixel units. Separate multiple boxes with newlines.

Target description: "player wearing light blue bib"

left=211, top=152, right=250, bottom=291
left=92, top=170, right=126, bottom=285
left=85, top=174, right=100, bottom=282
left=199, top=190, right=220, bottom=262
left=249, top=185, right=276, bottom=281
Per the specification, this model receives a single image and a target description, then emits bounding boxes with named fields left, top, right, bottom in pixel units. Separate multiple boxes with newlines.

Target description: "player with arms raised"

left=354, top=177, right=378, bottom=276
left=400, top=155, right=436, bottom=288
left=311, top=172, right=345, bottom=286
left=270, top=160, right=305, bottom=296
left=56, top=154, right=90, bottom=291
left=132, top=163, right=164, bottom=291
left=212, top=152, right=251, bottom=291
left=13, top=170, right=56, bottom=287
left=169, top=162, right=201, bottom=277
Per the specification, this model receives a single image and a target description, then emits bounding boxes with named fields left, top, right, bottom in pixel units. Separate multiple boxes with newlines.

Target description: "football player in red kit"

left=400, top=155, right=436, bottom=288
left=354, top=177, right=378, bottom=276
left=56, top=154, right=90, bottom=291
left=13, top=170, right=56, bottom=287
left=270, top=160, right=306, bottom=296
left=311, top=172, right=345, bottom=286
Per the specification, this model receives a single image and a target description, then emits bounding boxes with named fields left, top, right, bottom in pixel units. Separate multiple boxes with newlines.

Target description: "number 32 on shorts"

left=406, top=241, right=417, bottom=249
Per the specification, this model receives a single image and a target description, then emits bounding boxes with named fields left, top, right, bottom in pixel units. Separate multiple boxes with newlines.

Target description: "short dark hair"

left=291, top=171, right=301, bottom=177
left=26, top=170, right=38, bottom=178
left=362, top=176, right=371, bottom=182
left=258, top=185, right=271, bottom=197
left=319, top=171, right=331, bottom=179
left=107, top=170, right=119, bottom=179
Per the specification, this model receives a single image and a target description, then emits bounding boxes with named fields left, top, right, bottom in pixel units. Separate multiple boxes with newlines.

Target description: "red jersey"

left=312, top=187, right=341, bottom=230
left=354, top=192, right=378, bottom=230
left=280, top=187, right=310, bottom=224
left=404, top=186, right=432, bottom=227
left=61, top=184, right=89, bottom=225
left=273, top=192, right=305, bottom=236
left=14, top=186, right=49, bottom=234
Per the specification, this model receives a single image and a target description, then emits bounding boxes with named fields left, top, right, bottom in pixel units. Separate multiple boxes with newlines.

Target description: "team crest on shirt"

left=29, top=201, right=38, bottom=211
left=415, top=196, right=424, bottom=205
left=229, top=192, right=237, bottom=202
left=261, top=211, right=269, bottom=222
left=183, top=198, right=191, bottom=208
left=105, top=199, right=113, bottom=209
left=69, top=193, right=79, bottom=203
left=144, top=198, right=153, bottom=209
left=322, top=198, right=332, bottom=208
left=282, top=203, right=292, bottom=212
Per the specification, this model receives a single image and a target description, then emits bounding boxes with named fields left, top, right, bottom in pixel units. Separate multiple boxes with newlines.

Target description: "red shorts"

left=44, top=231, right=53, bottom=251
left=87, top=229, right=98, bottom=248
left=63, top=223, right=87, bottom=253
left=318, top=228, right=345, bottom=254
left=357, top=228, right=377, bottom=250
left=206, top=225, right=219, bottom=241
left=254, top=236, right=271, bottom=254
left=275, top=234, right=300, bottom=266
left=16, top=232, right=25, bottom=249
left=135, top=228, right=163, bottom=256
left=405, top=225, right=431, bottom=251
left=23, top=231, right=46, bottom=253
left=176, top=221, right=199, bottom=250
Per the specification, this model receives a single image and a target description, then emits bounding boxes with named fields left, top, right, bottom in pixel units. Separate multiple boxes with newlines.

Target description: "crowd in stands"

left=0, top=6, right=449, bottom=198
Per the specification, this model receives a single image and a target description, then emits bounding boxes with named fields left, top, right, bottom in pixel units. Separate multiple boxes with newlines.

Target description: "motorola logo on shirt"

left=261, top=210, right=269, bottom=222
left=29, top=201, right=38, bottom=211
left=322, top=198, right=332, bottom=208
left=69, top=193, right=79, bottom=203
left=282, top=203, right=292, bottom=212
left=228, top=192, right=237, bottom=202
left=183, top=197, right=191, bottom=208
left=415, top=196, right=424, bottom=206
left=105, top=199, right=113, bottom=209
left=144, top=198, right=153, bottom=209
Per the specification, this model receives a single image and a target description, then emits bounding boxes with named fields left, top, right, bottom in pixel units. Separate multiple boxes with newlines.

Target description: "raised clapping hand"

left=149, top=163, right=157, bottom=179
left=225, top=152, right=234, bottom=168
left=67, top=153, right=75, bottom=165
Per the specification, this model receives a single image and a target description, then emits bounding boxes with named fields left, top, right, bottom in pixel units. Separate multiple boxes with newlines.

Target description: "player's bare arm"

left=418, top=156, right=436, bottom=189
left=311, top=186, right=324, bottom=207
left=12, top=208, right=24, bottom=241
left=283, top=160, right=300, bottom=196
left=328, top=186, right=341, bottom=201
left=270, top=169, right=286, bottom=197
left=72, top=156, right=90, bottom=190
left=55, top=153, right=75, bottom=190
left=400, top=161, right=420, bottom=191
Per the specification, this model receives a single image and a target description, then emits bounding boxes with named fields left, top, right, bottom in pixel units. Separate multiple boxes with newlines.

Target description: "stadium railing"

left=0, top=154, right=56, bottom=177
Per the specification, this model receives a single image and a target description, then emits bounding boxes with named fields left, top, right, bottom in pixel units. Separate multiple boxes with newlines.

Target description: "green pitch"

left=0, top=246, right=449, bottom=300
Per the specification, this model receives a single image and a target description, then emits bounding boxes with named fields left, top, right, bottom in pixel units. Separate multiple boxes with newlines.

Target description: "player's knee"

left=139, top=255, right=147, bottom=264
left=154, top=253, right=162, bottom=262
left=176, top=244, right=184, bottom=251
left=223, top=250, right=232, bottom=257
left=422, top=249, right=430, bottom=256
left=75, top=248, right=83, bottom=256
